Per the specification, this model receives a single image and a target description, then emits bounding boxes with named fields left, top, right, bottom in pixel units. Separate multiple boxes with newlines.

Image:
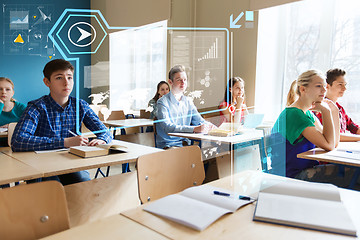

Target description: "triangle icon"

left=49, top=56, right=53, bottom=59
left=76, top=27, right=92, bottom=42
left=14, top=34, right=24, bottom=43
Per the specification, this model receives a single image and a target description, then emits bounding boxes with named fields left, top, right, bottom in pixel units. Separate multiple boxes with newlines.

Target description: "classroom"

left=1, top=0, right=360, bottom=239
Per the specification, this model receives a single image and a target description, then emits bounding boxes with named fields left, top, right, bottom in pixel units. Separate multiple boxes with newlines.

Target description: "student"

left=315, top=68, right=360, bottom=141
left=0, top=77, right=26, bottom=128
left=148, top=81, right=170, bottom=119
left=271, top=70, right=353, bottom=187
left=11, top=59, right=112, bottom=185
left=156, top=65, right=213, bottom=149
left=219, top=77, right=248, bottom=124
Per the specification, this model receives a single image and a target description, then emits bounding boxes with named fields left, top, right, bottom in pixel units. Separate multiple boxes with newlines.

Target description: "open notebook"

left=144, top=185, right=254, bottom=231
left=253, top=180, right=357, bottom=236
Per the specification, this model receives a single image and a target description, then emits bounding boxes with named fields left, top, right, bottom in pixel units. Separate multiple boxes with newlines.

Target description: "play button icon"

left=67, top=22, right=96, bottom=47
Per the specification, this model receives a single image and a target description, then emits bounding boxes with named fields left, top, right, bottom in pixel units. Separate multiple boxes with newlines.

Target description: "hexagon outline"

left=56, top=14, right=107, bottom=55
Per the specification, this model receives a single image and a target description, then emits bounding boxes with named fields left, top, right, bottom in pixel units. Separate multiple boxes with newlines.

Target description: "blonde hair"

left=0, top=77, right=15, bottom=102
left=286, top=70, right=324, bottom=106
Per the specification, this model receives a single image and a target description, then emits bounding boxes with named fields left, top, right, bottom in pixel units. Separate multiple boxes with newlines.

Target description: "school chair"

left=64, top=172, right=140, bottom=227
left=7, top=122, right=17, bottom=147
left=0, top=181, right=70, bottom=240
left=136, top=145, right=205, bottom=203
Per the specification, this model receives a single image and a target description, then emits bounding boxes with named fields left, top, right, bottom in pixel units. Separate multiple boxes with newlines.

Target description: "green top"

left=273, top=107, right=316, bottom=145
left=0, top=101, right=27, bottom=126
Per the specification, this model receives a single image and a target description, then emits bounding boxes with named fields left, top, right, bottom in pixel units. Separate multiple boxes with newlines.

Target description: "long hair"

left=224, top=77, right=245, bottom=103
left=286, top=70, right=324, bottom=106
left=0, top=77, right=15, bottom=102
left=152, top=81, right=170, bottom=102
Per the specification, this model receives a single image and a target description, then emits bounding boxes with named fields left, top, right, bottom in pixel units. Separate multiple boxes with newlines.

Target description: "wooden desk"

left=104, top=119, right=154, bottom=129
left=40, top=214, right=169, bottom=240
left=122, top=171, right=360, bottom=240
left=1, top=140, right=162, bottom=178
left=297, top=142, right=360, bottom=167
left=169, top=130, right=265, bottom=177
left=0, top=131, right=7, bottom=139
left=0, top=152, right=43, bottom=185
left=168, top=129, right=263, bottom=145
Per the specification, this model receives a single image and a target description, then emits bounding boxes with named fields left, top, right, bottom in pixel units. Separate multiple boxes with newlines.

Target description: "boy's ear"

left=326, top=83, right=331, bottom=90
left=43, top=77, right=50, bottom=87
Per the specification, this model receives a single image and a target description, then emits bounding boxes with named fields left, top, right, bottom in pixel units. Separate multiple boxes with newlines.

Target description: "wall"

left=90, top=0, right=259, bottom=108
left=0, top=0, right=90, bottom=105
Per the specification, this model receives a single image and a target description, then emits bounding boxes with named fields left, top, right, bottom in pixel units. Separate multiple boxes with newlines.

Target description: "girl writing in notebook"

left=148, top=81, right=170, bottom=119
left=272, top=70, right=354, bottom=187
left=0, top=77, right=26, bottom=128
left=219, top=77, right=248, bottom=124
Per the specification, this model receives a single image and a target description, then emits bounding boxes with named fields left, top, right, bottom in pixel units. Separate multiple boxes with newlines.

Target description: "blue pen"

left=239, top=195, right=251, bottom=201
left=213, top=191, right=230, bottom=196
left=346, top=150, right=353, bottom=153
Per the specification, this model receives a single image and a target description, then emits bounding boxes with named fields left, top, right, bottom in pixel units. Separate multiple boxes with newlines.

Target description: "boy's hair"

left=326, top=68, right=346, bottom=86
left=168, top=65, right=185, bottom=81
left=43, top=59, right=74, bottom=80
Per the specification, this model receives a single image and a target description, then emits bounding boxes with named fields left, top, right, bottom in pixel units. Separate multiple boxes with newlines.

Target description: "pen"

left=239, top=195, right=251, bottom=201
left=213, top=191, right=230, bottom=196
left=68, top=130, right=77, bottom=137
left=346, top=150, right=353, bottom=153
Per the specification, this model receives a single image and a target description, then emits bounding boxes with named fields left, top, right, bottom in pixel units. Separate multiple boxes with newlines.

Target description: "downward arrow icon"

left=230, top=12, right=244, bottom=29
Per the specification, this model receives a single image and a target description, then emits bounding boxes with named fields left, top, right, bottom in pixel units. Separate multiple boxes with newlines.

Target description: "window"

left=109, top=20, right=167, bottom=111
left=256, top=0, right=360, bottom=122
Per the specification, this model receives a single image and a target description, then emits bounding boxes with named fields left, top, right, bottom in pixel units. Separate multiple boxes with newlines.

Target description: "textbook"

left=143, top=185, right=254, bottom=231
left=253, top=180, right=357, bottom=236
left=69, top=144, right=128, bottom=158
left=208, top=122, right=242, bottom=137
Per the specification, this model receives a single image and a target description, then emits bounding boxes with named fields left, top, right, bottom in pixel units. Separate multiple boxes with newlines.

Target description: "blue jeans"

left=27, top=170, right=90, bottom=186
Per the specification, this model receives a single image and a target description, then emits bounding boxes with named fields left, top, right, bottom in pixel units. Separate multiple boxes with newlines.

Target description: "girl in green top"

left=0, top=77, right=26, bottom=128
left=272, top=70, right=355, bottom=187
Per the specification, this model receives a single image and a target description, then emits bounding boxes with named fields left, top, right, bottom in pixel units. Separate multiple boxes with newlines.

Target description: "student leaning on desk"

left=11, top=59, right=112, bottom=185
left=156, top=65, right=215, bottom=149
left=315, top=68, right=360, bottom=142
left=271, top=70, right=356, bottom=188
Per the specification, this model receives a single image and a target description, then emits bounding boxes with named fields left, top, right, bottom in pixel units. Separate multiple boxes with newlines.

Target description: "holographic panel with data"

left=2, top=4, right=55, bottom=58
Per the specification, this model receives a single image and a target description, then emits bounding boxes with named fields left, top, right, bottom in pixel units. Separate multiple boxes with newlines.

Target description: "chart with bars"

left=2, top=4, right=55, bottom=58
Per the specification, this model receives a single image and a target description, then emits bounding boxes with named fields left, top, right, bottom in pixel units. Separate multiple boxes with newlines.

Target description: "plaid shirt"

left=11, top=95, right=112, bottom=151
left=315, top=101, right=359, bottom=134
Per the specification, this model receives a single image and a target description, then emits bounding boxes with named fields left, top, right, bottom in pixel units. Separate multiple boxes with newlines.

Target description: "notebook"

left=253, top=180, right=357, bottom=236
left=144, top=185, right=254, bottom=231
left=243, top=114, right=264, bottom=129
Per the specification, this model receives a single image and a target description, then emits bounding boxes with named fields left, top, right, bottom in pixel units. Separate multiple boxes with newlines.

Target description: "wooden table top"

left=0, top=131, right=7, bottom=138
left=0, top=152, right=43, bottom=185
left=298, top=142, right=360, bottom=168
left=1, top=140, right=162, bottom=178
left=168, top=129, right=264, bottom=144
left=40, top=214, right=169, bottom=240
left=122, top=171, right=360, bottom=240
left=104, top=119, right=154, bottom=128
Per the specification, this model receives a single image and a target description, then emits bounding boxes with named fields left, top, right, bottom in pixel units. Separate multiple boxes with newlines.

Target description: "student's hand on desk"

left=64, top=135, right=89, bottom=148
left=0, top=124, right=8, bottom=128
left=88, top=139, right=106, bottom=146
left=194, top=124, right=205, bottom=133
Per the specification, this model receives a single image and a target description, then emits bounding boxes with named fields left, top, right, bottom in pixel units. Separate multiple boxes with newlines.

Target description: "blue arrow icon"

left=230, top=12, right=244, bottom=29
